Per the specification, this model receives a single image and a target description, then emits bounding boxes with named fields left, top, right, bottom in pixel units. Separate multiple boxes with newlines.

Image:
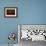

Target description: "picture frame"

left=4, top=7, right=18, bottom=18
left=18, top=24, right=46, bottom=42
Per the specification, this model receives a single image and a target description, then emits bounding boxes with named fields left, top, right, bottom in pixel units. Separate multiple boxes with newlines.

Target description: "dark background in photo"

left=7, top=9, right=15, bottom=15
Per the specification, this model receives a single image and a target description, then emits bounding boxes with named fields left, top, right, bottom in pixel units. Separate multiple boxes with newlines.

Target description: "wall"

left=0, top=0, right=46, bottom=44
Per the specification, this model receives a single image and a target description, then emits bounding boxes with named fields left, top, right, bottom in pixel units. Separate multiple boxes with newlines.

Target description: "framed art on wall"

left=4, top=7, right=18, bottom=18
left=18, top=24, right=46, bottom=42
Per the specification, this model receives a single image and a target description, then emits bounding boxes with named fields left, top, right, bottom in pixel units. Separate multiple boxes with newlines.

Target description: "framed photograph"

left=18, top=24, right=46, bottom=42
left=4, top=7, right=18, bottom=18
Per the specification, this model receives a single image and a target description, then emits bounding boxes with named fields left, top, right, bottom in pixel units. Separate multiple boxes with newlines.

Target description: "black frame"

left=4, top=7, right=18, bottom=18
